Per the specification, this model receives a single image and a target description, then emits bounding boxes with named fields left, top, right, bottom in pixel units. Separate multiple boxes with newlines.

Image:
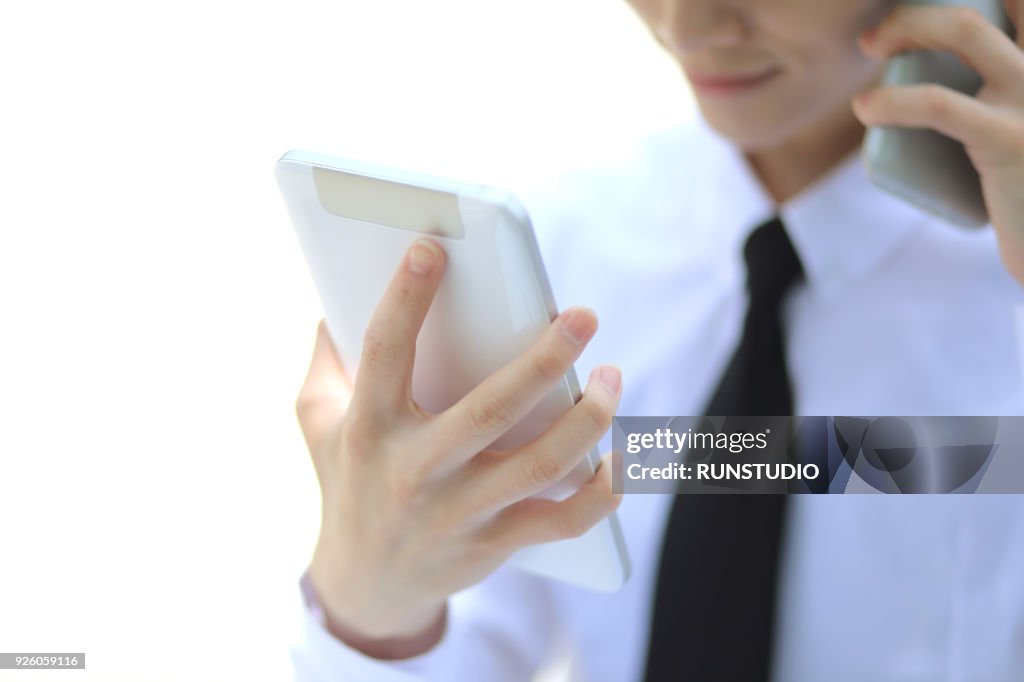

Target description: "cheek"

left=806, top=39, right=881, bottom=101
left=757, top=42, right=879, bottom=139
left=758, top=0, right=891, bottom=69
left=766, top=10, right=882, bottom=104
left=626, top=0, right=662, bottom=26
left=758, top=0, right=895, bottom=41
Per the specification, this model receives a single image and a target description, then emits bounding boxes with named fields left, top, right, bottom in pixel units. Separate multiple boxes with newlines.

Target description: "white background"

left=0, top=1, right=693, bottom=679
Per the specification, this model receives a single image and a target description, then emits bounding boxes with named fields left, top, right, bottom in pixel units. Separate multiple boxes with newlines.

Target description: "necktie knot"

left=743, top=216, right=804, bottom=307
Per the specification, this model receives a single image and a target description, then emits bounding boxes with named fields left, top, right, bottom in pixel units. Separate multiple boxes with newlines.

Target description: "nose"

left=654, top=0, right=747, bottom=55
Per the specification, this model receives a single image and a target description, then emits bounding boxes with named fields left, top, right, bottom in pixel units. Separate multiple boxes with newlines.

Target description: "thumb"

left=297, top=320, right=355, bottom=448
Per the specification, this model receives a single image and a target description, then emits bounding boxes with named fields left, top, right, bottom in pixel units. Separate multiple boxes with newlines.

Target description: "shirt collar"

left=694, top=115, right=936, bottom=302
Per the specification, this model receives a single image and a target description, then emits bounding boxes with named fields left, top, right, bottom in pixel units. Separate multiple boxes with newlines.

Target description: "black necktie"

left=644, top=216, right=805, bottom=682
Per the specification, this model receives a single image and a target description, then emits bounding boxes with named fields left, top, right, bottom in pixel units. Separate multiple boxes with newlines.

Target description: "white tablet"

left=276, top=150, right=631, bottom=592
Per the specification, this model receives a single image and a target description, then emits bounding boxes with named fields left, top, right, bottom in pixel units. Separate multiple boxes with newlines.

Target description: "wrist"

left=300, top=570, right=448, bottom=660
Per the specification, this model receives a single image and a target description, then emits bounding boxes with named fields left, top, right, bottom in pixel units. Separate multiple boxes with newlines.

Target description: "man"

left=292, top=1, right=1024, bottom=679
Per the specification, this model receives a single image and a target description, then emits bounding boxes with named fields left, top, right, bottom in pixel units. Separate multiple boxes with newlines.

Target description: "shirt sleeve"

left=290, top=562, right=559, bottom=682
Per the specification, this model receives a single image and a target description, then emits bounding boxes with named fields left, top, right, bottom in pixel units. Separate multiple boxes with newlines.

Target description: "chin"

left=697, top=105, right=801, bottom=152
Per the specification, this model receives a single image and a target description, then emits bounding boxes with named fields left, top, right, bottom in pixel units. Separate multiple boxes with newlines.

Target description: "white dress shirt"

left=291, top=116, right=1024, bottom=682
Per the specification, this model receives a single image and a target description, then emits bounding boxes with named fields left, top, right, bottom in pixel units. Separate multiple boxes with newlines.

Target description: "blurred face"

left=628, top=0, right=896, bottom=150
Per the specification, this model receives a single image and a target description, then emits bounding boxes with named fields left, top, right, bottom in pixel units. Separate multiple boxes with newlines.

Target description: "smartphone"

left=276, top=150, right=631, bottom=592
left=862, top=0, right=1014, bottom=227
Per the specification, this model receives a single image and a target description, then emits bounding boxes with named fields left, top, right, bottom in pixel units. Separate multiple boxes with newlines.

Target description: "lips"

left=685, top=67, right=781, bottom=94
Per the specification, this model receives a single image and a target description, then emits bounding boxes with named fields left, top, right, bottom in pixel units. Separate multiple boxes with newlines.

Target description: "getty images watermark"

left=611, top=416, right=1024, bottom=494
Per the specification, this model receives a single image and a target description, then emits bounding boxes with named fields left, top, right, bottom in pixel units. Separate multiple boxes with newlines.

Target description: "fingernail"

left=594, top=365, right=621, bottom=395
left=560, top=307, right=597, bottom=345
left=408, top=240, right=438, bottom=275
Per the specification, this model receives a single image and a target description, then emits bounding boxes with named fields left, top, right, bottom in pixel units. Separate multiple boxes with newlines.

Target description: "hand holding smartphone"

left=862, top=0, right=1015, bottom=227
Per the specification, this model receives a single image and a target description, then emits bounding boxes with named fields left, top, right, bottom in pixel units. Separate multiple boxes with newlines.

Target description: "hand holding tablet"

left=277, top=151, right=631, bottom=656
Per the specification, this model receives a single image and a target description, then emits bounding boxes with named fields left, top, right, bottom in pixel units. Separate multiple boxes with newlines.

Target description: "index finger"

left=861, top=4, right=1024, bottom=89
left=350, top=238, right=447, bottom=419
